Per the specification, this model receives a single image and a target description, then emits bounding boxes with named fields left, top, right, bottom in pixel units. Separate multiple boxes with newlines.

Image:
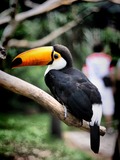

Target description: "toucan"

left=12, top=44, right=102, bottom=153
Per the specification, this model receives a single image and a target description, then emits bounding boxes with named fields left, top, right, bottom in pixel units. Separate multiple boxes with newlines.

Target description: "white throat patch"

left=45, top=57, right=67, bottom=75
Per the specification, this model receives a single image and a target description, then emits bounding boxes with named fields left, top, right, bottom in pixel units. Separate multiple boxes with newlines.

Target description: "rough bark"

left=0, top=70, right=106, bottom=136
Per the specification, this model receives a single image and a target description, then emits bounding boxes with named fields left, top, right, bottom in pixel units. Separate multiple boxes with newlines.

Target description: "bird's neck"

left=44, top=57, right=73, bottom=76
left=45, top=65, right=74, bottom=76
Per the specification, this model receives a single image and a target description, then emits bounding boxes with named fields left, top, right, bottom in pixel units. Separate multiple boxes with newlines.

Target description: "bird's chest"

left=45, top=70, right=67, bottom=88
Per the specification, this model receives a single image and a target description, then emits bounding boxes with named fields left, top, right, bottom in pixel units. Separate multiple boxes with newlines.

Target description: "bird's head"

left=12, top=44, right=73, bottom=73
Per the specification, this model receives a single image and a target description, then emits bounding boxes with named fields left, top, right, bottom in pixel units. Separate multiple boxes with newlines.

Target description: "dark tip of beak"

left=11, top=58, right=22, bottom=68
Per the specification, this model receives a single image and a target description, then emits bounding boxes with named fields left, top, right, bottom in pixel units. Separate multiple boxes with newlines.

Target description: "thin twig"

left=0, top=0, right=79, bottom=25
left=1, top=0, right=19, bottom=47
left=8, top=9, right=94, bottom=48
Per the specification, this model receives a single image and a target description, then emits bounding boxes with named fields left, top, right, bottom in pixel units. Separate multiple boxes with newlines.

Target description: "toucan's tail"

left=90, top=123, right=100, bottom=153
left=89, top=104, right=102, bottom=153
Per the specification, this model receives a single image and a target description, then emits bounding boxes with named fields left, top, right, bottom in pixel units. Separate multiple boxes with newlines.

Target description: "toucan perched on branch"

left=12, top=44, right=102, bottom=153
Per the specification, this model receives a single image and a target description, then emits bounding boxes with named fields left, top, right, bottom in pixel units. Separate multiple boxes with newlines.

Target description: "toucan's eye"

left=54, top=54, right=59, bottom=59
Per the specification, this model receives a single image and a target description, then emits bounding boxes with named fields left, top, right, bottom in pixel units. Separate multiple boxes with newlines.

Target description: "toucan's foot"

left=63, top=105, right=67, bottom=119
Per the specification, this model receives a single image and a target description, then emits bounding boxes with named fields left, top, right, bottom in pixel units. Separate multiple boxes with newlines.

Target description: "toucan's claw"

left=63, top=105, right=67, bottom=120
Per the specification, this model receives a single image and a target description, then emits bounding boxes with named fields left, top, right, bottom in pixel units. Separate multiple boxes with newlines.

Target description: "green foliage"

left=0, top=113, right=94, bottom=160
left=1, top=0, right=120, bottom=130
left=11, top=65, right=47, bottom=90
left=101, top=27, right=120, bottom=44
left=14, top=18, right=48, bottom=40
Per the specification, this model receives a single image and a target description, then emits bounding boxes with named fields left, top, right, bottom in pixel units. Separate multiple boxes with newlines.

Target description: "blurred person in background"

left=83, top=43, right=115, bottom=134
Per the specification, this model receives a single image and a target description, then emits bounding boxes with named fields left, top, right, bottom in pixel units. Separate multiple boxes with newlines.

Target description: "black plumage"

left=11, top=44, right=102, bottom=153
left=45, top=68, right=101, bottom=122
left=45, top=44, right=102, bottom=153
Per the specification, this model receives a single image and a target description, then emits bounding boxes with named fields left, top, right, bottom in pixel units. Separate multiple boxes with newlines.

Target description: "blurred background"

left=0, top=0, right=120, bottom=160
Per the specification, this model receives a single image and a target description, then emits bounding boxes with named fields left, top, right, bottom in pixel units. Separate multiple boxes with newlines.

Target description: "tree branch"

left=0, top=46, right=6, bottom=59
left=0, top=70, right=106, bottom=136
left=0, top=0, right=79, bottom=25
left=8, top=18, right=81, bottom=48
left=8, top=9, right=94, bottom=48
left=24, top=0, right=40, bottom=8
left=0, top=0, right=119, bottom=26
left=1, top=0, right=19, bottom=47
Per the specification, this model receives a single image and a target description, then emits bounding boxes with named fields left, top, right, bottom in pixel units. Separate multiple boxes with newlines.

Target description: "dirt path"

left=63, top=130, right=118, bottom=160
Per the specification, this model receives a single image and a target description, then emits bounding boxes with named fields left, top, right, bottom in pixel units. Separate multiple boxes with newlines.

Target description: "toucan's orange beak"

left=11, top=46, right=53, bottom=68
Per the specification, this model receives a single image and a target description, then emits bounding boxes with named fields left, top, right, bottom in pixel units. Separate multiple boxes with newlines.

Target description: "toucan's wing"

left=45, top=69, right=93, bottom=121
left=63, top=68, right=102, bottom=105
left=79, top=82, right=102, bottom=104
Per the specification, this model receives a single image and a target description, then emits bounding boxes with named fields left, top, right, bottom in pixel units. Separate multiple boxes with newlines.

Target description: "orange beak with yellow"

left=12, top=46, right=62, bottom=68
